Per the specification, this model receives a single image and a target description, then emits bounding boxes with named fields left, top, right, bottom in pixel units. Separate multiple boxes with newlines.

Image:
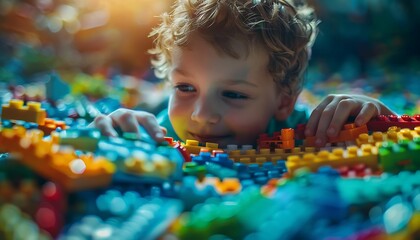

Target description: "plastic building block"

left=337, top=163, right=382, bottom=178
left=337, top=171, right=420, bottom=205
left=192, top=151, right=234, bottom=168
left=356, top=126, right=420, bottom=147
left=1, top=99, right=46, bottom=125
left=165, top=137, right=191, bottom=162
left=38, top=118, right=67, bottom=135
left=204, top=161, right=238, bottom=179
left=301, top=123, right=369, bottom=147
left=35, top=182, right=66, bottom=237
left=182, top=139, right=221, bottom=155
left=0, top=204, right=52, bottom=239
left=0, top=127, right=116, bottom=192
left=183, top=162, right=206, bottom=181
left=57, top=128, right=101, bottom=152
left=196, top=177, right=242, bottom=195
left=378, top=139, right=420, bottom=172
left=59, top=189, right=183, bottom=240
left=228, top=146, right=316, bottom=165
left=257, top=128, right=295, bottom=150
left=367, top=114, right=420, bottom=132
left=45, top=71, right=70, bottom=102
left=235, top=161, right=287, bottom=185
left=97, top=135, right=184, bottom=184
left=123, top=151, right=176, bottom=179
left=177, top=176, right=219, bottom=210
left=286, top=144, right=379, bottom=176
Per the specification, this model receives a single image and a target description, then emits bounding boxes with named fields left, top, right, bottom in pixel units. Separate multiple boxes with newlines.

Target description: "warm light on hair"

left=149, top=0, right=318, bottom=95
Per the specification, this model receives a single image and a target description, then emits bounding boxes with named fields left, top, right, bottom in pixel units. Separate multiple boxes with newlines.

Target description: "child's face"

left=168, top=34, right=291, bottom=147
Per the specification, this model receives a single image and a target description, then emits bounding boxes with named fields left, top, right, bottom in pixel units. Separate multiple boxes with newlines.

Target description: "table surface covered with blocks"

left=0, top=98, right=419, bottom=240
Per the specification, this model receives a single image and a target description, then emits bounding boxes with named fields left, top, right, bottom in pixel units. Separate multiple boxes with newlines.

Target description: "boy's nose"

left=191, top=97, right=221, bottom=124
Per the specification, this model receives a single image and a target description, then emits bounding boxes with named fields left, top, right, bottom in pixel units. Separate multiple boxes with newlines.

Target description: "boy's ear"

left=274, top=94, right=298, bottom=121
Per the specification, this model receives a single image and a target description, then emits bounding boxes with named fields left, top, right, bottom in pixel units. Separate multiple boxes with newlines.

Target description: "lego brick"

left=192, top=151, right=234, bottom=168
left=337, top=171, right=420, bottom=205
left=178, top=176, right=219, bottom=210
left=1, top=99, right=46, bottom=125
left=97, top=136, right=184, bottom=184
left=36, top=182, right=66, bottom=237
left=356, top=126, right=420, bottom=147
left=38, top=118, right=67, bottom=135
left=123, top=150, right=177, bottom=179
left=303, top=123, right=369, bottom=147
left=378, top=139, right=420, bottom=173
left=0, top=204, right=52, bottom=239
left=286, top=144, right=379, bottom=176
left=182, top=139, right=221, bottom=155
left=337, top=163, right=382, bottom=178
left=367, top=114, right=420, bottom=132
left=58, top=128, right=101, bottom=152
left=228, top=146, right=316, bottom=165
left=257, top=128, right=295, bottom=150
left=60, top=190, right=183, bottom=240
left=0, top=127, right=116, bottom=192
left=183, top=162, right=206, bottom=181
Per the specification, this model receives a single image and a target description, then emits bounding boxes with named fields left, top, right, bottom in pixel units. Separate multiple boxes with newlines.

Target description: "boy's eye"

left=222, top=91, right=249, bottom=100
left=174, top=84, right=196, bottom=93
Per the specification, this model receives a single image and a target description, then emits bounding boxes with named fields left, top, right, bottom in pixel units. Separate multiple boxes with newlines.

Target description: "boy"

left=91, top=0, right=395, bottom=148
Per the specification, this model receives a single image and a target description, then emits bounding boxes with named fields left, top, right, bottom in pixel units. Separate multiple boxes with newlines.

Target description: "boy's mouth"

left=187, top=132, right=232, bottom=144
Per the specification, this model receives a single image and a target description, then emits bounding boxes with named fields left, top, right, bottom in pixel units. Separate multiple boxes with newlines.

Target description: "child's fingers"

left=160, top=126, right=167, bottom=136
left=133, top=112, right=165, bottom=141
left=354, top=102, right=379, bottom=126
left=305, top=96, right=335, bottom=136
left=110, top=110, right=140, bottom=134
left=92, top=114, right=118, bottom=137
left=314, top=100, right=342, bottom=146
left=326, top=99, right=359, bottom=138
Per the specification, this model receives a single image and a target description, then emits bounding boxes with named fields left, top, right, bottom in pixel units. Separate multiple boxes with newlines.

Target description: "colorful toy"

left=286, top=144, right=379, bottom=176
left=296, top=123, right=369, bottom=147
left=367, top=114, right=420, bottom=132
left=257, top=128, right=295, bottom=150
left=1, top=99, right=46, bottom=125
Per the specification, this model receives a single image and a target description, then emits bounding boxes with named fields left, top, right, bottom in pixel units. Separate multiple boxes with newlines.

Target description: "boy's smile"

left=168, top=33, right=293, bottom=147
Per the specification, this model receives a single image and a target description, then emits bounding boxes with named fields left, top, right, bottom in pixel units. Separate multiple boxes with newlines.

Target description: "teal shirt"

left=157, top=108, right=308, bottom=141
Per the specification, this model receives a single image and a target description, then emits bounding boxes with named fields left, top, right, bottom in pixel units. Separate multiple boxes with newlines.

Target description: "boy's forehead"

left=173, top=33, right=269, bottom=65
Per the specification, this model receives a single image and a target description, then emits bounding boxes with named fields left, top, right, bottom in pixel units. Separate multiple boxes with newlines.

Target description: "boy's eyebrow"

left=173, top=68, right=191, bottom=77
left=173, top=68, right=258, bottom=88
left=224, top=79, right=258, bottom=88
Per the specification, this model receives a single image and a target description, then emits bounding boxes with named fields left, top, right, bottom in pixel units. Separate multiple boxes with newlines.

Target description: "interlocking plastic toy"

left=1, top=99, right=46, bottom=125
left=378, top=139, right=420, bottom=172
left=0, top=126, right=116, bottom=191
left=286, top=144, right=379, bottom=176
left=295, top=123, right=369, bottom=147
left=367, top=114, right=420, bottom=132
left=59, top=189, right=183, bottom=239
left=228, top=146, right=316, bottom=165
left=182, top=139, right=221, bottom=155
left=257, top=128, right=295, bottom=150
left=356, top=126, right=420, bottom=147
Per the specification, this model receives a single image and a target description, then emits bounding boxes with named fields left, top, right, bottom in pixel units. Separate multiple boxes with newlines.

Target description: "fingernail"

left=155, top=132, right=164, bottom=138
left=327, top=127, right=335, bottom=136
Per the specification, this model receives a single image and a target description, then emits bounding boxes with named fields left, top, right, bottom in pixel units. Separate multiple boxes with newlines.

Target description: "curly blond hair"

left=149, top=0, right=318, bottom=95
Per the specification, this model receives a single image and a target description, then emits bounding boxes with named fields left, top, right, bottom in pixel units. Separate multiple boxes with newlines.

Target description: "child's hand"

left=304, top=94, right=395, bottom=147
left=89, top=109, right=167, bottom=142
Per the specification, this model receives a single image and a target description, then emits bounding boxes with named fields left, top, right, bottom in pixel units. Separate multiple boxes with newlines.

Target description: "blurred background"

left=0, top=0, right=419, bottom=116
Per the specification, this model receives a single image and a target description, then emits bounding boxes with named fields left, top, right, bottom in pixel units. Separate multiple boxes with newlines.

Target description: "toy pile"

left=0, top=96, right=419, bottom=240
